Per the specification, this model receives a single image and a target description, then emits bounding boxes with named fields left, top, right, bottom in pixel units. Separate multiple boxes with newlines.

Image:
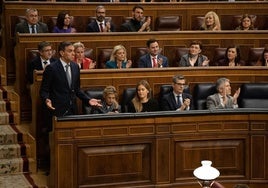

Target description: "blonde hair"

left=132, top=80, right=151, bottom=112
left=73, top=41, right=85, bottom=50
left=109, top=45, right=127, bottom=62
left=103, top=85, right=117, bottom=99
left=202, top=11, right=221, bottom=31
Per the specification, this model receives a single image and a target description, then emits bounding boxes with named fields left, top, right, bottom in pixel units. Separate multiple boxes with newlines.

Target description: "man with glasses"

left=27, top=41, right=56, bottom=85
left=160, top=75, right=193, bottom=111
left=86, top=5, right=115, bottom=32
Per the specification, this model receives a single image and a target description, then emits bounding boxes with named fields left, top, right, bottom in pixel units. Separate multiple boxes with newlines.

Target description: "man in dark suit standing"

left=138, top=38, right=169, bottom=68
left=161, top=75, right=193, bottom=111
left=86, top=5, right=115, bottom=32
left=15, top=8, right=48, bottom=34
left=40, top=41, right=102, bottom=117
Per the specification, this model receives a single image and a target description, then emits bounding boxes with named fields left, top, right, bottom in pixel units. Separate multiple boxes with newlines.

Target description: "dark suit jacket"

left=138, top=53, right=169, bottom=68
left=40, top=59, right=90, bottom=117
left=161, top=92, right=194, bottom=111
left=86, top=20, right=115, bottom=32
left=15, top=21, right=48, bottom=34
left=27, top=56, right=57, bottom=84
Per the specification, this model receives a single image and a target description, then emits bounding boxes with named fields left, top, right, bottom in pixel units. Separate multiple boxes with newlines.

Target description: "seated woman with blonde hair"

left=106, top=45, right=132, bottom=69
left=90, top=85, right=120, bottom=114
left=73, top=42, right=96, bottom=69
left=200, top=11, right=221, bottom=31
left=128, top=80, right=159, bottom=113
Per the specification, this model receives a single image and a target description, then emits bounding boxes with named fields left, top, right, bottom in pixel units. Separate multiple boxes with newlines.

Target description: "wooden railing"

left=49, top=109, right=268, bottom=188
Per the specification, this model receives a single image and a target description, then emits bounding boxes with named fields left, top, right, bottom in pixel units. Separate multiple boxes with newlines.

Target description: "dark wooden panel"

left=175, top=139, right=246, bottom=180
left=78, top=144, right=151, bottom=186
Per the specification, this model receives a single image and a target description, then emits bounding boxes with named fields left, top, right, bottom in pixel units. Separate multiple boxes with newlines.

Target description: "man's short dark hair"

left=172, top=75, right=185, bottom=83
left=58, top=41, right=73, bottom=55
left=132, top=5, right=144, bottom=12
left=190, top=40, right=203, bottom=50
left=38, top=41, right=51, bottom=51
left=146, top=38, right=158, bottom=48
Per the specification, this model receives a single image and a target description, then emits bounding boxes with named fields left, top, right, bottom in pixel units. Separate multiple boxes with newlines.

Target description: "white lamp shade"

left=193, top=160, right=220, bottom=180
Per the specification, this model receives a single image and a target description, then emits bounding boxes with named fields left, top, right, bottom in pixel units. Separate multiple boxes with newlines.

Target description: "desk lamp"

left=193, top=160, right=220, bottom=188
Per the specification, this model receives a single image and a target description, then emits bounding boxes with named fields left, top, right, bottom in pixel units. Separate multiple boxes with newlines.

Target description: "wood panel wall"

left=2, top=1, right=268, bottom=82
left=49, top=110, right=268, bottom=188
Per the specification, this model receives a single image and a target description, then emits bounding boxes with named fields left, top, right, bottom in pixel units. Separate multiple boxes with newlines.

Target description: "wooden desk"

left=49, top=109, right=268, bottom=188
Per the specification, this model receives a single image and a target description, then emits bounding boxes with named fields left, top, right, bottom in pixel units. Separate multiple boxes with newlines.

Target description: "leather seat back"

left=239, top=83, right=268, bottom=108
left=193, top=83, right=216, bottom=110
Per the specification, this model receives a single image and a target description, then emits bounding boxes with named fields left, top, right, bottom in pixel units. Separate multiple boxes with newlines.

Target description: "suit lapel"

left=146, top=54, right=152, bottom=67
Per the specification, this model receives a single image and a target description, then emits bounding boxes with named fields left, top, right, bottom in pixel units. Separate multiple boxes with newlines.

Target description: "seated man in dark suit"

left=206, top=77, right=240, bottom=110
left=120, top=5, right=151, bottom=32
left=15, top=8, right=48, bottom=34
left=27, top=41, right=57, bottom=85
left=161, top=75, right=193, bottom=111
left=138, top=38, right=169, bottom=68
left=86, top=5, right=115, bottom=32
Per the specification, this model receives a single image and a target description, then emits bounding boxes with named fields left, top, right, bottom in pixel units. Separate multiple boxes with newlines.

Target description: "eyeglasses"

left=174, top=83, right=186, bottom=87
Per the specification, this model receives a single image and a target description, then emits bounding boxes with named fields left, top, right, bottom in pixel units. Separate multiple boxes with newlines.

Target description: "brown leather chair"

left=132, top=47, right=148, bottom=68
left=155, top=16, right=181, bottom=31
left=97, top=48, right=113, bottom=69
left=191, top=16, right=204, bottom=30
left=247, top=47, right=264, bottom=66
left=84, top=48, right=94, bottom=60
left=173, top=47, right=189, bottom=66
left=212, top=48, right=226, bottom=66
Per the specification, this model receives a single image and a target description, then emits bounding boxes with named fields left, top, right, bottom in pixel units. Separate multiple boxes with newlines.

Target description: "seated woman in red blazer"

left=73, top=42, right=96, bottom=69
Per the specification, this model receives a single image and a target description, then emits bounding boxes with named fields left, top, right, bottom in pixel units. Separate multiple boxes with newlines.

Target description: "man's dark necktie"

left=31, top=25, right=35, bottom=34
left=176, top=95, right=181, bottom=108
left=65, top=64, right=72, bottom=88
left=43, top=61, right=48, bottom=69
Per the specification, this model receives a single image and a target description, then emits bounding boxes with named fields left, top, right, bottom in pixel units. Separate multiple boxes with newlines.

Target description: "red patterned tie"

left=152, top=57, right=157, bottom=68
left=99, top=23, right=104, bottom=32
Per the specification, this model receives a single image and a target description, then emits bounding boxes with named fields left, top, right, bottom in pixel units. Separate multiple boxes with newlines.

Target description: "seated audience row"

left=82, top=75, right=243, bottom=115
left=14, top=6, right=267, bottom=35
left=27, top=40, right=268, bottom=85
